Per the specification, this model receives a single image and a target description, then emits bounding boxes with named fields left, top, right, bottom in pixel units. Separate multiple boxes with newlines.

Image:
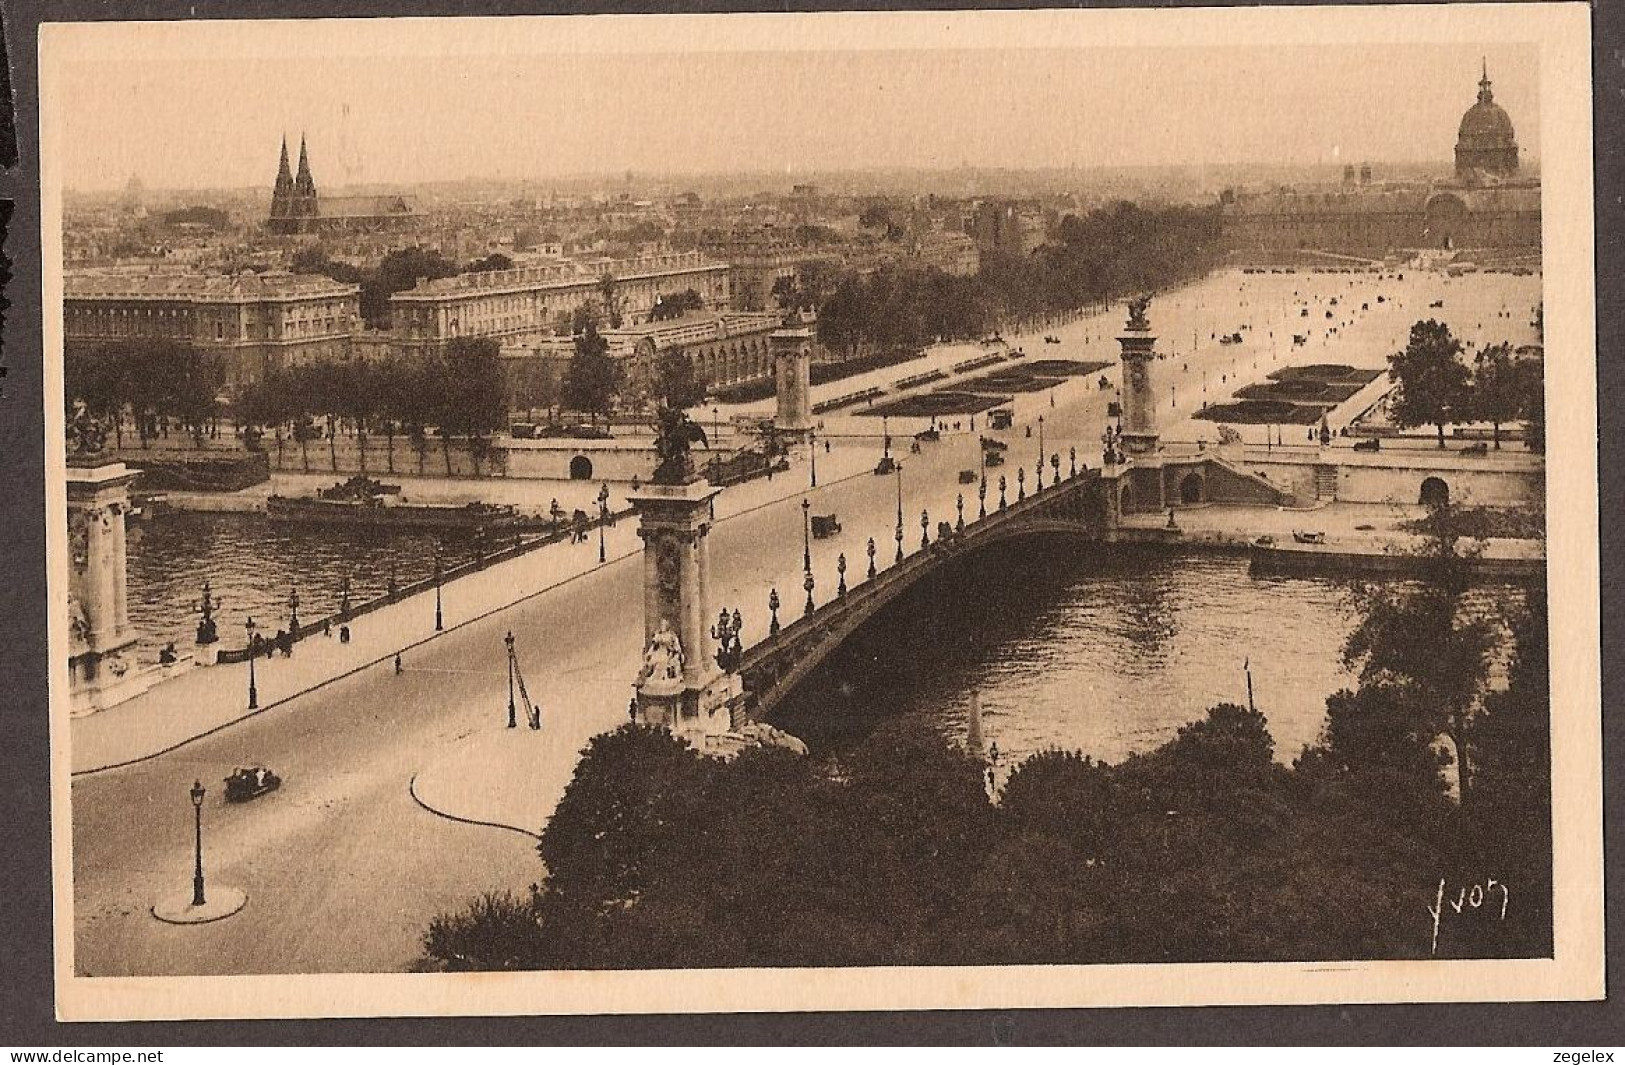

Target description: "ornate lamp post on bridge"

left=1037, top=416, right=1045, bottom=489
left=998, top=474, right=1007, bottom=511
left=809, top=428, right=818, bottom=489
left=894, top=463, right=905, bottom=563
left=801, top=498, right=815, bottom=615
left=1051, top=452, right=1061, bottom=486
left=867, top=537, right=877, bottom=580
left=243, top=616, right=258, bottom=710
left=1070, top=446, right=1077, bottom=479
left=1017, top=466, right=1026, bottom=501
left=956, top=493, right=965, bottom=532
left=979, top=471, right=988, bottom=519
left=189, top=779, right=207, bottom=907
left=837, top=553, right=847, bottom=597
left=287, top=587, right=300, bottom=635
left=882, top=415, right=891, bottom=460
left=920, top=509, right=930, bottom=550
left=768, top=588, right=781, bottom=635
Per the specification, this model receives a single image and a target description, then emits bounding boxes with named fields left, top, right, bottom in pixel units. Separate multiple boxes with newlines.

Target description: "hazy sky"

left=44, top=16, right=1540, bottom=191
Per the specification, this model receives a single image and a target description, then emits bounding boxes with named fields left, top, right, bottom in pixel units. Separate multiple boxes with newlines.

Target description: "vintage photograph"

left=41, top=7, right=1601, bottom=1019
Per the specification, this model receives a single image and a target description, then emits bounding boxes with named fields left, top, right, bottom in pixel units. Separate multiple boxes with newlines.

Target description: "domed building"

left=1455, top=61, right=1520, bottom=180
left=1220, top=61, right=1539, bottom=258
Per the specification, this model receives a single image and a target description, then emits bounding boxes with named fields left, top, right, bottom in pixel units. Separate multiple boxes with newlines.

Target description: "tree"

left=465, top=253, right=514, bottom=273
left=1340, top=509, right=1498, bottom=805
left=441, top=338, right=509, bottom=475
left=1469, top=343, right=1520, bottom=449
left=653, top=350, right=705, bottom=410
left=1388, top=320, right=1472, bottom=448
left=560, top=320, right=623, bottom=428
left=597, top=273, right=623, bottom=329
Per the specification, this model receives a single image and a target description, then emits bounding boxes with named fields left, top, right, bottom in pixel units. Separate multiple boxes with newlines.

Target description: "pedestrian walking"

left=628, top=696, right=639, bottom=724
left=394, top=652, right=403, bottom=675
left=339, top=624, right=351, bottom=644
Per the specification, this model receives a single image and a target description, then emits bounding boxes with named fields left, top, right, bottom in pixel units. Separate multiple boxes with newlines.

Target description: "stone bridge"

left=736, top=465, right=1110, bottom=721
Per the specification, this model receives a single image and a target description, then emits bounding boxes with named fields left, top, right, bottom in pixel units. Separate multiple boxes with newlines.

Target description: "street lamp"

left=287, top=587, right=300, bottom=635
left=1051, top=452, right=1061, bottom=486
left=505, top=630, right=517, bottom=729
left=597, top=483, right=611, bottom=564
left=809, top=429, right=818, bottom=488
left=956, top=492, right=965, bottom=531
left=882, top=415, right=891, bottom=460
left=243, top=616, right=258, bottom=710
left=432, top=549, right=444, bottom=632
left=998, top=474, right=1007, bottom=511
left=801, top=497, right=812, bottom=574
left=837, top=552, right=847, bottom=596
left=189, top=779, right=207, bottom=907
left=768, top=588, right=781, bottom=635
left=979, top=470, right=988, bottom=519
left=866, top=536, right=877, bottom=580
left=894, top=463, right=905, bottom=563
left=1037, top=415, right=1045, bottom=490
left=920, top=509, right=930, bottom=550
left=1018, top=466, right=1026, bottom=501
left=712, top=406, right=720, bottom=444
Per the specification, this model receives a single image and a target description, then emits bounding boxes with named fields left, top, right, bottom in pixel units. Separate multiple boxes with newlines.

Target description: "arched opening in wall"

left=1424, top=193, right=1469, bottom=252
left=569, top=455, right=593, bottom=481
left=1179, top=473, right=1205, bottom=505
left=1419, top=476, right=1450, bottom=508
left=1118, top=481, right=1133, bottom=514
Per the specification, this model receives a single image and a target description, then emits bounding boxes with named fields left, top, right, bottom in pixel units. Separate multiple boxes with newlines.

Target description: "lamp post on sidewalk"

left=505, top=630, right=517, bottom=729
left=1037, top=416, right=1045, bottom=489
left=244, top=616, right=258, bottom=710
left=597, top=483, right=611, bottom=564
left=432, top=549, right=444, bottom=632
left=189, top=779, right=207, bottom=907
left=809, top=428, right=818, bottom=489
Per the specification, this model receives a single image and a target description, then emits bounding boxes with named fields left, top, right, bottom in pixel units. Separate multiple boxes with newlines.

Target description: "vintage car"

left=811, top=514, right=842, bottom=539
left=1292, top=530, right=1327, bottom=545
left=225, top=766, right=282, bottom=803
left=914, top=428, right=941, bottom=443
left=874, top=455, right=899, bottom=476
left=987, top=408, right=1015, bottom=430
left=1352, top=438, right=1382, bottom=452
left=958, top=469, right=980, bottom=485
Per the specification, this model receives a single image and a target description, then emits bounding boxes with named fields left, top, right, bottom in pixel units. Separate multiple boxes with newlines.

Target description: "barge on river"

left=267, top=477, right=542, bottom=531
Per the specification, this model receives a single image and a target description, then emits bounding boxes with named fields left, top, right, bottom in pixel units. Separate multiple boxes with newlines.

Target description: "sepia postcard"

left=39, top=4, right=1601, bottom=1022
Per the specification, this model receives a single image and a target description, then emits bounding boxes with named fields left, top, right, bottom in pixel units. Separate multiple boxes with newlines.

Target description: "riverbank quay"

left=1113, top=501, right=1544, bottom=578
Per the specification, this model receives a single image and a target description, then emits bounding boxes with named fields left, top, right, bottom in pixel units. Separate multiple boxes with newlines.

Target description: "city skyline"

left=45, top=16, right=1539, bottom=192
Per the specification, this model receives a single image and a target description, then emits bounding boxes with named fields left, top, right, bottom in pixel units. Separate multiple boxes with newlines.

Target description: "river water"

left=125, top=513, right=486, bottom=661
left=771, top=539, right=1525, bottom=767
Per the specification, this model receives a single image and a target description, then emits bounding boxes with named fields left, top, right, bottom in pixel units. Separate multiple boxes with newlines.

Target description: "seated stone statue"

left=639, top=618, right=685, bottom=685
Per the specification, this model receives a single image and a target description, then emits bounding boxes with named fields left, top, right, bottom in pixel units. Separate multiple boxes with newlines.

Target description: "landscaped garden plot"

left=1194, top=399, right=1324, bottom=425
left=858, top=391, right=1013, bottom=417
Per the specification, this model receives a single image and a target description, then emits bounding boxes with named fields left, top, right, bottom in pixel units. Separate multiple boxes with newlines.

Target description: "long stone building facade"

left=1220, top=65, right=1540, bottom=259
left=386, top=252, right=731, bottom=356
left=64, top=270, right=362, bottom=388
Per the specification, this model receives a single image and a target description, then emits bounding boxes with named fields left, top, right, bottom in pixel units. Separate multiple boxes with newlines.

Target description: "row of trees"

left=235, top=338, right=507, bottom=475
left=65, top=339, right=225, bottom=448
left=789, top=201, right=1226, bottom=361
left=1388, top=320, right=1544, bottom=449
left=423, top=516, right=1549, bottom=969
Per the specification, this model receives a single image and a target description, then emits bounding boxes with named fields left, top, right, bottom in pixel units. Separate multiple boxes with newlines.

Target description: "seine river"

left=125, top=512, right=487, bottom=661
left=771, top=538, right=1526, bottom=767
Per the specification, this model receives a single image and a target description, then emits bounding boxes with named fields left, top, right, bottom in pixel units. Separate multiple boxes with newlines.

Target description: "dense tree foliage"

left=1388, top=320, right=1473, bottom=448
left=811, top=201, right=1224, bottom=359
left=560, top=321, right=624, bottom=427
left=64, top=338, right=224, bottom=447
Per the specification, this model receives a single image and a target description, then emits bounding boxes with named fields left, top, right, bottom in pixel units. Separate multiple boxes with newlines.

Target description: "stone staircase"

left=1313, top=464, right=1339, bottom=501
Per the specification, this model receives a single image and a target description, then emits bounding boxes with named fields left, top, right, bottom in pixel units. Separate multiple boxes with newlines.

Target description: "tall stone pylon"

left=771, top=310, right=814, bottom=440
left=1117, top=295, right=1161, bottom=457
left=65, top=461, right=151, bottom=714
left=628, top=416, right=743, bottom=746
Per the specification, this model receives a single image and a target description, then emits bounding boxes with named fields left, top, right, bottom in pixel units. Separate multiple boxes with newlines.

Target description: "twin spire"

left=274, top=133, right=314, bottom=191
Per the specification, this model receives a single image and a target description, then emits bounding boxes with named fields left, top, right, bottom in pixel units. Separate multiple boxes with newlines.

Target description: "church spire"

left=1478, top=58, right=1494, bottom=103
left=274, top=135, right=294, bottom=193
left=294, top=133, right=315, bottom=195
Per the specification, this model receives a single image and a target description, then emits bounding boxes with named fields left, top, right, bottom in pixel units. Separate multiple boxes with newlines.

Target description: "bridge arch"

left=1179, top=472, right=1206, bottom=505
